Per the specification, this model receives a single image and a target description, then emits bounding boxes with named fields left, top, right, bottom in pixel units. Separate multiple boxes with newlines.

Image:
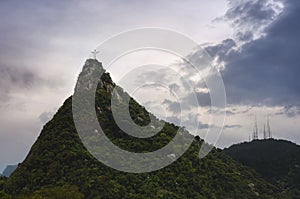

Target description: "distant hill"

left=1, top=59, right=285, bottom=198
left=2, top=165, right=17, bottom=177
left=224, top=139, right=300, bottom=197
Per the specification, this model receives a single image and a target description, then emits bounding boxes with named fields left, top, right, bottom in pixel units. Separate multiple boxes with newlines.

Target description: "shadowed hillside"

left=224, top=139, right=300, bottom=198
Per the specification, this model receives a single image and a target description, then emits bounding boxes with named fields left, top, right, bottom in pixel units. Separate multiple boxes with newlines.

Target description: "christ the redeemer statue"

left=92, top=49, right=99, bottom=60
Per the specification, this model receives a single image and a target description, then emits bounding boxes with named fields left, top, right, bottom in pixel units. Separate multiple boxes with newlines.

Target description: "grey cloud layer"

left=0, top=65, right=38, bottom=103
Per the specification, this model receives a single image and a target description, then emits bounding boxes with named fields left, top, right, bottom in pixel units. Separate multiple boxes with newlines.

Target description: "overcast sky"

left=0, top=0, right=299, bottom=172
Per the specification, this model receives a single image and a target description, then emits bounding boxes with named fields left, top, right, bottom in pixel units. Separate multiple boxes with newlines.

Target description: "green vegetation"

left=224, top=139, right=300, bottom=197
left=14, top=185, right=83, bottom=199
left=1, top=59, right=289, bottom=198
left=0, top=176, right=11, bottom=199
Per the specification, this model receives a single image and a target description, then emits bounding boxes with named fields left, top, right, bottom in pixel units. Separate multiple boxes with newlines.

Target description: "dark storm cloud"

left=219, top=0, right=281, bottom=41
left=203, top=0, right=300, bottom=109
left=236, top=31, right=253, bottom=42
left=224, top=0, right=277, bottom=27
left=205, top=39, right=236, bottom=61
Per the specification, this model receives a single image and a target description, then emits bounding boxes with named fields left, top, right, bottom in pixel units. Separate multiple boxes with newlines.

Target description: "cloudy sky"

left=0, top=0, right=299, bottom=171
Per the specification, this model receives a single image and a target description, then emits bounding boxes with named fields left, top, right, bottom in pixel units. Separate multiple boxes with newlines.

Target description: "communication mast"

left=263, top=124, right=267, bottom=139
left=253, top=115, right=258, bottom=140
left=267, top=116, right=272, bottom=138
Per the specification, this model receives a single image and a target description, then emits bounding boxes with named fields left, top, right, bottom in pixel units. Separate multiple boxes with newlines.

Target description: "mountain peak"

left=75, top=59, right=108, bottom=92
left=84, top=58, right=102, bottom=68
left=3, top=60, right=281, bottom=198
